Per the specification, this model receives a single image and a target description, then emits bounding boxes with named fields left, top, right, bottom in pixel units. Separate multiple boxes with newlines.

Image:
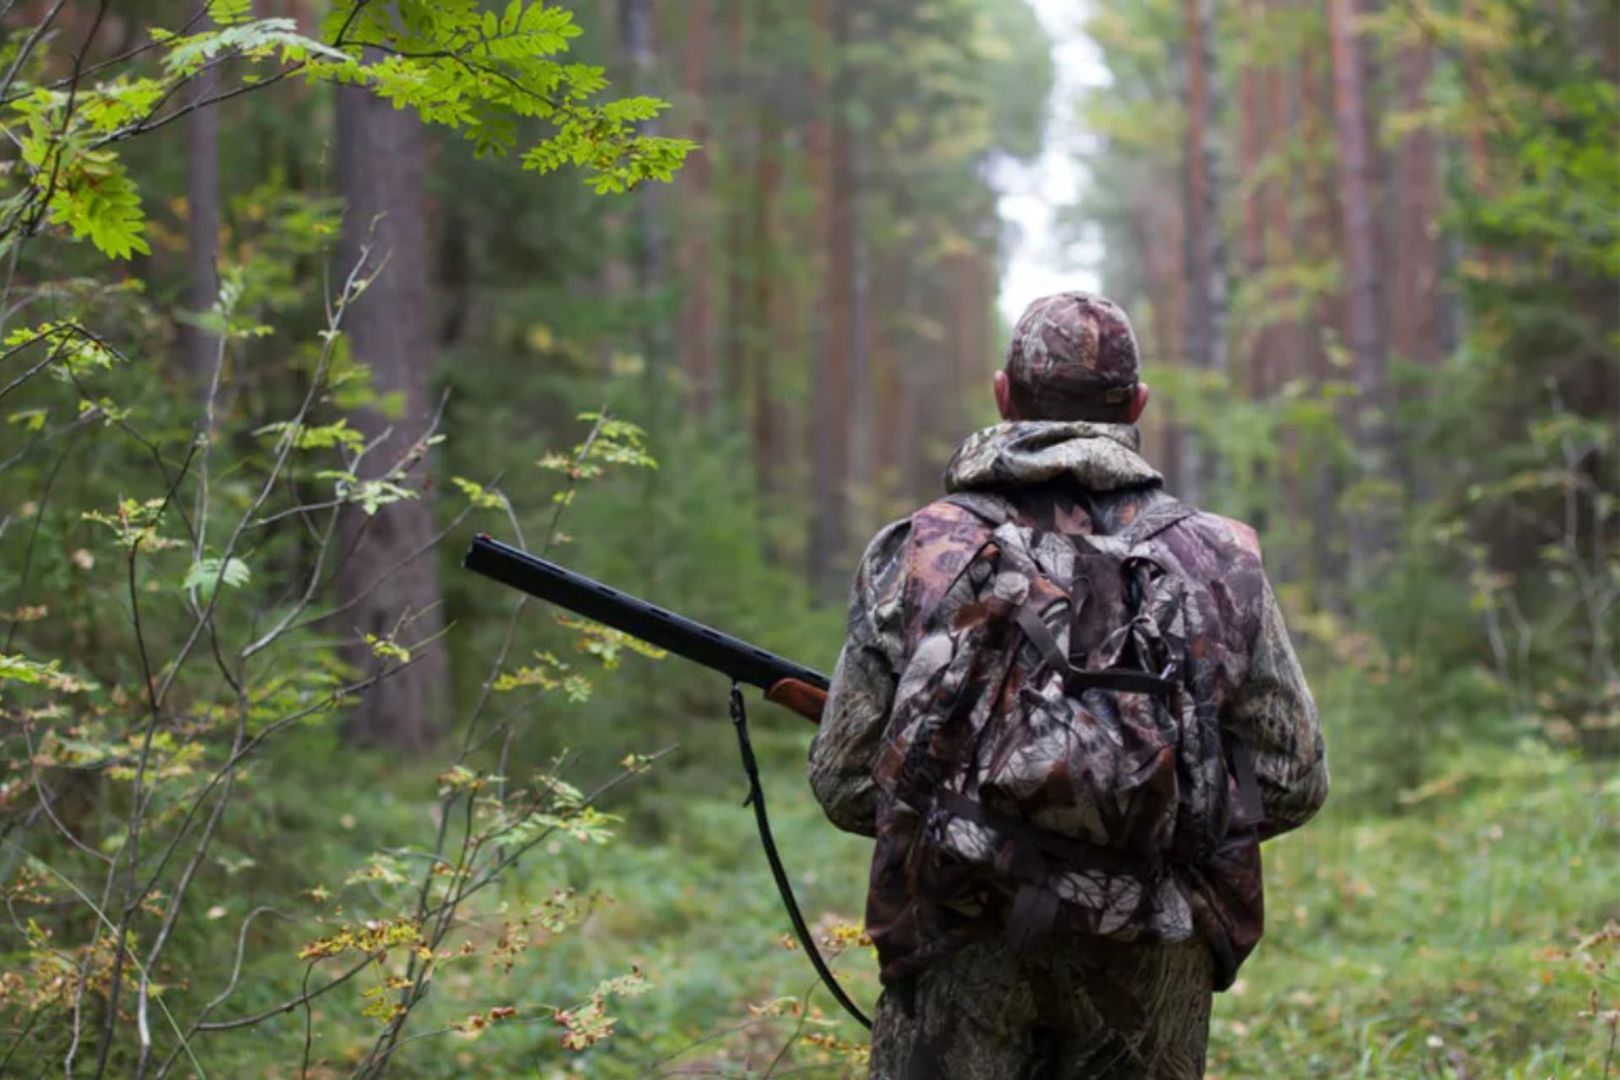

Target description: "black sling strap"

left=728, top=685, right=872, bottom=1030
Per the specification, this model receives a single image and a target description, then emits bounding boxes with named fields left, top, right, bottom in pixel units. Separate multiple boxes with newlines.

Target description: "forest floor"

left=188, top=711, right=1616, bottom=1079
left=540, top=739, right=1615, bottom=1080
left=238, top=735, right=1612, bottom=1078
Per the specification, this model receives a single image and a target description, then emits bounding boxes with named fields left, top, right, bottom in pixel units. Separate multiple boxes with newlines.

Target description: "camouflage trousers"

left=868, top=937, right=1213, bottom=1080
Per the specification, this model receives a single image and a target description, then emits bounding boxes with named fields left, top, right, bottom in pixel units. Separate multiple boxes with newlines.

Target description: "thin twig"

left=1, top=841, right=206, bottom=1078
left=0, top=0, right=69, bottom=107
left=95, top=437, right=200, bottom=1078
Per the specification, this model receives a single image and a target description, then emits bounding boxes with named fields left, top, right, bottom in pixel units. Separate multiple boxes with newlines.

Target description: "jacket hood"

left=944, top=420, right=1162, bottom=494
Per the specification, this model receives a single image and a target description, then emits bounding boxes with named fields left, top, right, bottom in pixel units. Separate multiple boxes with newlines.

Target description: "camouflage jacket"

left=808, top=420, right=1329, bottom=987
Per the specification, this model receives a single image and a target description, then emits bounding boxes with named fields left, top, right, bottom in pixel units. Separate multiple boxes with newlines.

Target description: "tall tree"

left=719, top=0, right=750, bottom=397
left=1239, top=2, right=1265, bottom=398
left=1390, top=39, right=1446, bottom=369
left=676, top=0, right=715, bottom=414
left=808, top=0, right=854, bottom=599
left=1303, top=31, right=1350, bottom=602
left=1181, top=0, right=1227, bottom=505
left=619, top=0, right=667, bottom=369
left=333, top=79, right=448, bottom=752
left=1326, top=0, right=1393, bottom=562
left=748, top=67, right=784, bottom=503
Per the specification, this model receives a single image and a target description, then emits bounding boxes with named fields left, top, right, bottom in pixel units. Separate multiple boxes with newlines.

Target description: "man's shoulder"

left=870, top=496, right=1000, bottom=557
left=1150, top=502, right=1269, bottom=609
left=1108, top=487, right=1265, bottom=567
left=1185, top=510, right=1263, bottom=564
left=848, top=498, right=999, bottom=617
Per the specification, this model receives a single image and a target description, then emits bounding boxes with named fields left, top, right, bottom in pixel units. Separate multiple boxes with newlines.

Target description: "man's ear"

left=994, top=370, right=1018, bottom=421
left=1126, top=382, right=1150, bottom=424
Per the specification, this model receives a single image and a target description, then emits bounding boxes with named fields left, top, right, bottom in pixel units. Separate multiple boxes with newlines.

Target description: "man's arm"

left=807, top=519, right=910, bottom=838
left=1225, top=577, right=1329, bottom=837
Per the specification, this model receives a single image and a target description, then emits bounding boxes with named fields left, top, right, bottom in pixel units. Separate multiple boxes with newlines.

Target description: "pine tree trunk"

left=619, top=0, right=667, bottom=369
left=1391, top=41, right=1443, bottom=370
left=1260, top=34, right=1291, bottom=404
left=846, top=114, right=873, bottom=529
left=1271, top=24, right=1306, bottom=580
left=1327, top=0, right=1393, bottom=564
left=1302, top=25, right=1348, bottom=607
left=1139, top=183, right=1187, bottom=494
left=869, top=240, right=906, bottom=522
left=677, top=0, right=715, bottom=415
left=1180, top=0, right=1227, bottom=506
left=948, top=244, right=994, bottom=435
left=333, top=79, right=447, bottom=753
left=1239, top=7, right=1265, bottom=400
left=749, top=87, right=782, bottom=503
left=808, top=0, right=852, bottom=599
left=720, top=0, right=749, bottom=399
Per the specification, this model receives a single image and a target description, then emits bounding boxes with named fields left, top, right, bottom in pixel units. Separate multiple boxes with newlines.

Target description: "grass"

left=362, top=728, right=1618, bottom=1078
left=1206, top=741, right=1617, bottom=1079
left=14, top=703, right=1614, bottom=1078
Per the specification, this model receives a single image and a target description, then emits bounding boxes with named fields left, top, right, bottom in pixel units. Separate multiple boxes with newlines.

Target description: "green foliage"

left=182, top=555, right=250, bottom=599
left=0, top=3, right=692, bottom=268
left=0, top=1, right=697, bottom=1071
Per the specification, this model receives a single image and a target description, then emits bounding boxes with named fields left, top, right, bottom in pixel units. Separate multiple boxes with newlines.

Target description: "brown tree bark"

left=748, top=83, right=783, bottom=503
left=1181, top=0, right=1227, bottom=506
left=1259, top=34, right=1292, bottom=403
left=1301, top=17, right=1348, bottom=605
left=619, top=0, right=667, bottom=369
left=1239, top=5, right=1265, bottom=400
left=1270, top=31, right=1308, bottom=582
left=948, top=243, right=995, bottom=434
left=720, top=0, right=749, bottom=398
left=1326, top=0, right=1393, bottom=563
left=1390, top=41, right=1444, bottom=370
left=676, top=0, right=715, bottom=414
left=333, top=80, right=448, bottom=753
left=807, top=0, right=853, bottom=599
left=846, top=120, right=873, bottom=530
left=869, top=239, right=906, bottom=521
left=1138, top=181, right=1187, bottom=494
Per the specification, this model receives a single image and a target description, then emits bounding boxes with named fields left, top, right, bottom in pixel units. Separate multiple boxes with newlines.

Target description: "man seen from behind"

left=809, top=291, right=1329, bottom=1079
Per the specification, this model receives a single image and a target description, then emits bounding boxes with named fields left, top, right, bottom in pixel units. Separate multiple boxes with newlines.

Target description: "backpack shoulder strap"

left=940, top=491, right=1018, bottom=527
left=901, top=496, right=1010, bottom=623
left=1118, top=495, right=1199, bottom=548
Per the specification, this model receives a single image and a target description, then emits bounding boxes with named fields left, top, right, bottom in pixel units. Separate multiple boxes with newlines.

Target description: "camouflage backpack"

left=871, top=490, right=1263, bottom=954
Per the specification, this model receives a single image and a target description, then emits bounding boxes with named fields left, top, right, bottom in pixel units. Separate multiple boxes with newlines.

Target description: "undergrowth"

left=154, top=705, right=1617, bottom=1078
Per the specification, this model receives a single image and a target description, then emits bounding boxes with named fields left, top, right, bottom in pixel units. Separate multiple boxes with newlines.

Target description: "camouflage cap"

left=1004, top=292, right=1141, bottom=421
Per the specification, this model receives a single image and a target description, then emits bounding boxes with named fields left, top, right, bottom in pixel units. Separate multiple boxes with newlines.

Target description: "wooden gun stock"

left=765, top=678, right=828, bottom=724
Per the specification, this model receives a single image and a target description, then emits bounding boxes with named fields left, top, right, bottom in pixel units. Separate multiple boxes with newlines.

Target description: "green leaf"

left=207, top=0, right=253, bottom=26
left=8, top=408, right=47, bottom=431
left=451, top=476, right=506, bottom=510
left=0, top=654, right=94, bottom=693
left=184, top=556, right=251, bottom=598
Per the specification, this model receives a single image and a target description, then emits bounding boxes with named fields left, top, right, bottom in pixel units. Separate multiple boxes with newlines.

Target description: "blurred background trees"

left=0, top=0, right=1614, bottom=1074
left=1076, top=0, right=1617, bottom=791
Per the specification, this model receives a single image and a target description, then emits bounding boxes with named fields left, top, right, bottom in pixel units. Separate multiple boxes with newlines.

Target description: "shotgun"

left=461, top=534, right=829, bottom=723
left=462, top=534, right=871, bottom=1027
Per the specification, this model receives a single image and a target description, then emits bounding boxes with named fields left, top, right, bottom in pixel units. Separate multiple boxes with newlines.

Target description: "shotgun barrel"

left=461, top=534, right=830, bottom=698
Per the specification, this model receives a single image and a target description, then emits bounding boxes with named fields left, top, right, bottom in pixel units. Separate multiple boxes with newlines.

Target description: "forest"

left=0, top=0, right=1614, bottom=1076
